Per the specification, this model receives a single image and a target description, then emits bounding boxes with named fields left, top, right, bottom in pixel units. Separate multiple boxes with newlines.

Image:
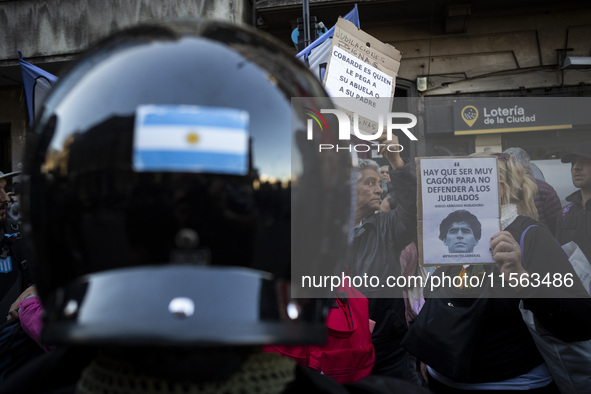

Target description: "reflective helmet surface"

left=25, top=19, right=351, bottom=346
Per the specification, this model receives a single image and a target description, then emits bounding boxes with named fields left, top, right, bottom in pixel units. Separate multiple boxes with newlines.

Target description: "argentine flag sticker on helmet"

left=133, top=105, right=249, bottom=175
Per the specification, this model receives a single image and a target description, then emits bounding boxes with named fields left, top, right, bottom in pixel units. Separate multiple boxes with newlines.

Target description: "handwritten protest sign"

left=324, top=18, right=401, bottom=135
left=325, top=46, right=393, bottom=119
left=417, top=157, right=501, bottom=266
left=331, top=18, right=401, bottom=74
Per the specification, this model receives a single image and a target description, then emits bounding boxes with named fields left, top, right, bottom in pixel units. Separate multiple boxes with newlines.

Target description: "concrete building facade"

left=0, top=0, right=251, bottom=173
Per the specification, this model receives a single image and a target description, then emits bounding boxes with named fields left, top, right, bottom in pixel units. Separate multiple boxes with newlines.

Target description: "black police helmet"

left=23, top=19, right=351, bottom=347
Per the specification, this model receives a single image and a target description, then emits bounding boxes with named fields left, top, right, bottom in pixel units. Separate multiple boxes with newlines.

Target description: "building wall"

left=359, top=5, right=591, bottom=162
left=0, top=86, right=27, bottom=171
left=0, top=0, right=250, bottom=173
left=1, top=1, right=590, bottom=173
left=0, top=0, right=249, bottom=60
left=368, top=7, right=591, bottom=95
left=253, top=1, right=591, bottom=164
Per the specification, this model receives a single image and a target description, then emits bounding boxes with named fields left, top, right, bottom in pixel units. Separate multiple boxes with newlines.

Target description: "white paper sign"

left=324, top=46, right=393, bottom=120
left=419, top=157, right=501, bottom=266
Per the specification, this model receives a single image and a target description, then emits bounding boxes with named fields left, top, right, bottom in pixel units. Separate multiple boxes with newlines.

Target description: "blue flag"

left=18, top=50, right=59, bottom=126
left=296, top=5, right=360, bottom=81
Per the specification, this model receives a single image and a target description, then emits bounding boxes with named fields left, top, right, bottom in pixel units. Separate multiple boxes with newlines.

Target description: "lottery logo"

left=461, top=106, right=479, bottom=127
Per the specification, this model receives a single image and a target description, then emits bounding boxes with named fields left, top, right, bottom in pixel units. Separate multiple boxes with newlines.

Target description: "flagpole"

left=302, top=0, right=310, bottom=48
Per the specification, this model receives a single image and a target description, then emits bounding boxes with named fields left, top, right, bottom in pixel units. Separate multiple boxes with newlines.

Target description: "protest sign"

left=330, top=17, right=401, bottom=74
left=323, top=18, right=401, bottom=135
left=417, top=156, right=501, bottom=266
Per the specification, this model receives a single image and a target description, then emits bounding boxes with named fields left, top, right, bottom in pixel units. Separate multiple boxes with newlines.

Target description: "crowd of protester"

left=1, top=16, right=590, bottom=394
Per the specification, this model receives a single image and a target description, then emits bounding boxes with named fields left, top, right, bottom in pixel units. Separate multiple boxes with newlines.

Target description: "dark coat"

left=556, top=190, right=591, bottom=263
left=533, top=178, right=562, bottom=235
left=349, top=164, right=417, bottom=377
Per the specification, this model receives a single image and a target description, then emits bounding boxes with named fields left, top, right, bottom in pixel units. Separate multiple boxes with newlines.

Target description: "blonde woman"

left=404, top=152, right=591, bottom=393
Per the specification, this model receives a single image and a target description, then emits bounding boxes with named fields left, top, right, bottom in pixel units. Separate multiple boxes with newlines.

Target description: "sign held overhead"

left=323, top=18, right=402, bottom=135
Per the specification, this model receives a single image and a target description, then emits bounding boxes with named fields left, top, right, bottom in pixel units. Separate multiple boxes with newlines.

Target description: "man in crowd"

left=379, top=165, right=393, bottom=196
left=556, top=140, right=591, bottom=261
left=439, top=210, right=481, bottom=254
left=350, top=136, right=418, bottom=381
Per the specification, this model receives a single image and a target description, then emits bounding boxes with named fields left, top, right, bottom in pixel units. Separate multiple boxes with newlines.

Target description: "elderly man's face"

left=444, top=221, right=478, bottom=253
left=379, top=166, right=391, bottom=183
left=357, top=168, right=383, bottom=213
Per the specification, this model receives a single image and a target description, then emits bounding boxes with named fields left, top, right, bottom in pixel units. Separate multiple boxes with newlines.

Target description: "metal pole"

left=303, top=0, right=310, bottom=48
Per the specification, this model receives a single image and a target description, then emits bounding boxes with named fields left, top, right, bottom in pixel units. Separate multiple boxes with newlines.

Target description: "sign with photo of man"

left=417, top=156, right=501, bottom=266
